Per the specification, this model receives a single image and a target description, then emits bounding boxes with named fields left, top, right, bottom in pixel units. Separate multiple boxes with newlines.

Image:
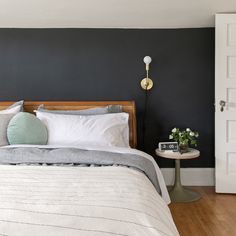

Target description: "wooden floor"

left=169, top=187, right=236, bottom=236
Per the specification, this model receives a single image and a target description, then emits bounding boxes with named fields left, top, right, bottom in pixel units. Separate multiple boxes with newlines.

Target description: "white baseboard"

left=161, top=168, right=215, bottom=186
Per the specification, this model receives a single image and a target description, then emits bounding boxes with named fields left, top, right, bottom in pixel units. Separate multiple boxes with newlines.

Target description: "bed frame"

left=0, top=101, right=137, bottom=148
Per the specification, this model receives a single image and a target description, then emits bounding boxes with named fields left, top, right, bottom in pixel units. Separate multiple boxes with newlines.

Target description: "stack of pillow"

left=0, top=102, right=130, bottom=148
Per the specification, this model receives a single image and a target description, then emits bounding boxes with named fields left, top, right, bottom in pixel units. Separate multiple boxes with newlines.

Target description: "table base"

left=169, top=185, right=201, bottom=203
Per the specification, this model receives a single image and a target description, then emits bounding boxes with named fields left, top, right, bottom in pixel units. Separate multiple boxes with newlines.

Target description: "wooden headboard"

left=0, top=101, right=137, bottom=148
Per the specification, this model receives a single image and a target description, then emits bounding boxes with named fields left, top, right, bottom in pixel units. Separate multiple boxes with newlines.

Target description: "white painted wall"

left=161, top=168, right=215, bottom=186
left=0, top=0, right=235, bottom=28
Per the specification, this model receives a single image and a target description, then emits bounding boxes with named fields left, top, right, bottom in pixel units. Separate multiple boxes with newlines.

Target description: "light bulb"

left=143, top=56, right=152, bottom=65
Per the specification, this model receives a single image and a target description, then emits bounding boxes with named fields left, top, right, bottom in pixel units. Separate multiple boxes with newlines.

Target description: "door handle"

left=219, top=100, right=226, bottom=112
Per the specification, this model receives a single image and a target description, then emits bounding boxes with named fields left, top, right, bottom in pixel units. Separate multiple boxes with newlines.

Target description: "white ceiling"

left=0, top=0, right=235, bottom=28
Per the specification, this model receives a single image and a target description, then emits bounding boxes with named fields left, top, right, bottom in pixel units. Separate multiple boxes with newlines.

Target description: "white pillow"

left=0, top=101, right=24, bottom=114
left=0, top=114, right=15, bottom=146
left=36, top=111, right=130, bottom=147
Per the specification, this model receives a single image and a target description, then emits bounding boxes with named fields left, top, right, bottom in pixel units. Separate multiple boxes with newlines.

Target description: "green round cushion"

left=7, top=112, right=48, bottom=145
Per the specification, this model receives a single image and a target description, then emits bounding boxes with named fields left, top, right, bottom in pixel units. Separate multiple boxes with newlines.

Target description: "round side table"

left=156, top=148, right=201, bottom=203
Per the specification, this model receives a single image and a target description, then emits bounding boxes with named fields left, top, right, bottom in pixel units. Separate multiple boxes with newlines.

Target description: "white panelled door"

left=215, top=14, right=236, bottom=193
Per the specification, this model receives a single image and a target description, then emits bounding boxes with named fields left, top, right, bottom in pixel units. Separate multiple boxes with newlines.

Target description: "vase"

left=179, top=144, right=189, bottom=153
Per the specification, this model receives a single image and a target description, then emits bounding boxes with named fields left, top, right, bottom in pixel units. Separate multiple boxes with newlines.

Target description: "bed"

left=0, top=101, right=179, bottom=236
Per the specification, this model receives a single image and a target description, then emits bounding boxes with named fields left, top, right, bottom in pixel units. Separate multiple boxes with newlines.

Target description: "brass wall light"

left=140, top=56, right=153, bottom=90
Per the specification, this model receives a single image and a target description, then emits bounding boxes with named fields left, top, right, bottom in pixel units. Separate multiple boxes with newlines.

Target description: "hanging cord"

left=142, top=88, right=149, bottom=151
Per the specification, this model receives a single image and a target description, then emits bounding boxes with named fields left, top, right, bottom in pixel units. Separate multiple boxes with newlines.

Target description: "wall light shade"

left=141, top=56, right=154, bottom=90
left=143, top=56, right=152, bottom=65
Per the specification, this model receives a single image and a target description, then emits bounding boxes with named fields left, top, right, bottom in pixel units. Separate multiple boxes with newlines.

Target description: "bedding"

left=0, top=144, right=179, bottom=236
left=37, top=104, right=122, bottom=115
left=0, top=101, right=24, bottom=146
left=36, top=111, right=129, bottom=147
left=0, top=114, right=15, bottom=146
left=0, top=100, right=23, bottom=114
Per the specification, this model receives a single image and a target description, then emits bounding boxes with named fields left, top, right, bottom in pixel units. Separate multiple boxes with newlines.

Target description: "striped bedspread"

left=0, top=165, right=179, bottom=236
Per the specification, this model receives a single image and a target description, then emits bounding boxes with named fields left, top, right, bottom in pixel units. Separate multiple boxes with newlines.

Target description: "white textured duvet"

left=0, top=145, right=179, bottom=236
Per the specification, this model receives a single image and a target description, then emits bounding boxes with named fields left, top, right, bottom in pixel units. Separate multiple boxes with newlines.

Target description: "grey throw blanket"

left=0, top=147, right=161, bottom=193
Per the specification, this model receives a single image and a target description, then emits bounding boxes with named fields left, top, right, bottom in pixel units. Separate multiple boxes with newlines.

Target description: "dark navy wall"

left=0, top=28, right=215, bottom=167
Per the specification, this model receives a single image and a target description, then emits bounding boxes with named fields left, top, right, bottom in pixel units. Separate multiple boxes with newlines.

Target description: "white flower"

left=169, top=135, right=173, bottom=139
left=190, top=132, right=195, bottom=136
left=186, top=128, right=191, bottom=132
left=172, top=128, right=177, bottom=133
left=195, top=133, right=199, bottom=137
